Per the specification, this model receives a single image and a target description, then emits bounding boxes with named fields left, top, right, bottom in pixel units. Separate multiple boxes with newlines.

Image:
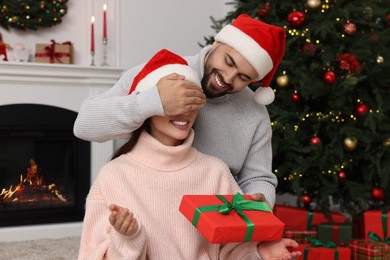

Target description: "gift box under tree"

left=318, top=223, right=353, bottom=246
left=35, top=40, right=73, bottom=64
left=291, top=236, right=351, bottom=260
left=363, top=210, right=389, bottom=242
left=350, top=239, right=390, bottom=259
left=179, top=193, right=285, bottom=243
left=283, top=230, right=318, bottom=244
left=273, top=205, right=346, bottom=231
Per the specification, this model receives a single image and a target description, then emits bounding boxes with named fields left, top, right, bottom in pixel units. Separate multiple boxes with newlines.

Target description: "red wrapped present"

left=283, top=230, right=318, bottom=244
left=35, top=39, right=73, bottom=64
left=363, top=210, right=389, bottom=242
left=273, top=205, right=346, bottom=231
left=291, top=240, right=351, bottom=260
left=179, top=193, right=285, bottom=243
left=350, top=239, right=390, bottom=259
left=318, top=223, right=353, bottom=245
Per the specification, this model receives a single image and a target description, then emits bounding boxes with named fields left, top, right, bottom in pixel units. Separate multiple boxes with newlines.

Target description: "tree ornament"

left=301, top=193, right=312, bottom=206
left=363, top=7, right=373, bottom=21
left=344, top=22, right=357, bottom=35
left=371, top=186, right=384, bottom=201
left=287, top=11, right=306, bottom=29
left=276, top=74, right=289, bottom=88
left=343, top=137, right=358, bottom=152
left=310, top=136, right=321, bottom=145
left=323, top=71, right=337, bottom=85
left=301, top=42, right=316, bottom=54
left=376, top=55, right=384, bottom=64
left=383, top=138, right=390, bottom=147
left=355, top=103, right=369, bottom=117
left=338, top=170, right=347, bottom=179
left=257, top=3, right=270, bottom=18
left=307, top=0, right=321, bottom=9
left=291, top=91, right=300, bottom=102
left=336, top=53, right=361, bottom=73
left=387, top=14, right=390, bottom=26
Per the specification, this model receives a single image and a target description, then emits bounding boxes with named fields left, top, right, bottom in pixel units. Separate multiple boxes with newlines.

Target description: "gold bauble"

left=383, top=138, right=390, bottom=147
left=343, top=137, right=358, bottom=152
left=376, top=55, right=384, bottom=64
left=276, top=74, right=289, bottom=88
left=307, top=0, right=321, bottom=9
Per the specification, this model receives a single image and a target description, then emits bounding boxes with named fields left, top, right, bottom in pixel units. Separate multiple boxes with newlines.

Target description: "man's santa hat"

left=214, top=14, right=286, bottom=105
left=129, top=49, right=200, bottom=94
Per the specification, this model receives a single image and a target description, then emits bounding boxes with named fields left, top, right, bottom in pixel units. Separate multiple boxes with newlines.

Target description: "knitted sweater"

left=73, top=45, right=277, bottom=208
left=78, top=130, right=262, bottom=260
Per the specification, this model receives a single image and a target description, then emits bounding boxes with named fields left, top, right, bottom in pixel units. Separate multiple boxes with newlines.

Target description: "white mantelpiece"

left=0, top=62, right=124, bottom=242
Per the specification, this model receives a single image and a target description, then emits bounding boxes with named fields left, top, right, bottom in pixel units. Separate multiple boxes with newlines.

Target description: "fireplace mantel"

left=0, top=62, right=124, bottom=242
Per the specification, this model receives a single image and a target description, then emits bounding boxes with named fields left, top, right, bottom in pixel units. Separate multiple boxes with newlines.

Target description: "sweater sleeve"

left=73, top=65, right=164, bottom=143
left=78, top=183, right=147, bottom=260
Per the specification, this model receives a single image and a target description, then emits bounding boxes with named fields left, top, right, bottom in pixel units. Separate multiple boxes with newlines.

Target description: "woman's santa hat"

left=214, top=14, right=286, bottom=105
left=129, top=49, right=200, bottom=94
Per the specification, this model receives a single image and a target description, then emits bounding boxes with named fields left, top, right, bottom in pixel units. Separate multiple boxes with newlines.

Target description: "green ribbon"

left=368, top=210, right=390, bottom=244
left=191, top=193, right=271, bottom=242
left=307, top=209, right=314, bottom=231
left=303, top=236, right=339, bottom=260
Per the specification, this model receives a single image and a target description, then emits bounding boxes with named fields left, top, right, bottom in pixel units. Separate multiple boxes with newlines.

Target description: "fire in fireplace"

left=0, top=103, right=90, bottom=227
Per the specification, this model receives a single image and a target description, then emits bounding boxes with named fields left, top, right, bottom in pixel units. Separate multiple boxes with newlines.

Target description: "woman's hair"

left=110, top=120, right=150, bottom=160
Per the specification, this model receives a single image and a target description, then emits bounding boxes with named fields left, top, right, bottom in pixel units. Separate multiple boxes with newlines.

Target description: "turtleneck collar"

left=127, top=129, right=198, bottom=172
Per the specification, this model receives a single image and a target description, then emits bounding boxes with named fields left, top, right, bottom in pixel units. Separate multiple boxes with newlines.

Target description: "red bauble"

left=287, top=11, right=305, bottom=28
left=355, top=103, right=369, bottom=116
left=310, top=136, right=321, bottom=145
left=291, top=92, right=300, bottom=102
left=338, top=171, right=347, bottom=179
left=301, top=43, right=316, bottom=54
left=371, top=187, right=384, bottom=201
left=344, top=22, right=357, bottom=35
left=257, top=3, right=270, bottom=18
left=301, top=194, right=312, bottom=206
left=323, top=71, right=337, bottom=85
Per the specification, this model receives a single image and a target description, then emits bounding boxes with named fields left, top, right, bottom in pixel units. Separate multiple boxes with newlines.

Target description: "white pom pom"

left=254, top=87, right=275, bottom=105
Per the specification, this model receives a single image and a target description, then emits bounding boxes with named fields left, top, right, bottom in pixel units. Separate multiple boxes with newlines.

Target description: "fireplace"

left=0, top=62, right=122, bottom=241
left=0, top=104, right=90, bottom=227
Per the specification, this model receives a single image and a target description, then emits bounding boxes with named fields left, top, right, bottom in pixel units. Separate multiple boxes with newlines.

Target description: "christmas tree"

left=0, top=0, right=68, bottom=31
left=203, top=0, right=390, bottom=216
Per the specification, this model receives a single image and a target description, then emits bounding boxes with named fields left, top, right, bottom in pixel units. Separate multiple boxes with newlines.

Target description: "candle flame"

left=91, top=16, right=95, bottom=23
left=103, top=4, right=107, bottom=11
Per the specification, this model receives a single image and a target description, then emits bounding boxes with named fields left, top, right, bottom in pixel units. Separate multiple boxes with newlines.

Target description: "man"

left=74, top=14, right=285, bottom=209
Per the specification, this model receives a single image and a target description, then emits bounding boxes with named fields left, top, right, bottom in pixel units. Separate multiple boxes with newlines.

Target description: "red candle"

left=91, top=16, right=95, bottom=53
left=103, top=4, right=107, bottom=41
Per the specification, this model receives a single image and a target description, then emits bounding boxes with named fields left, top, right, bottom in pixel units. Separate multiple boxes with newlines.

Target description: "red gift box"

left=363, top=210, right=389, bottom=241
left=283, top=230, right=318, bottom=244
left=291, top=243, right=351, bottom=260
left=350, top=239, right=390, bottom=259
left=179, top=193, right=285, bottom=243
left=273, top=205, right=346, bottom=231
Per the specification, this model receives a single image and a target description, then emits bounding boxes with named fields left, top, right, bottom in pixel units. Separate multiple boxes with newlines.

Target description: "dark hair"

left=110, top=120, right=150, bottom=160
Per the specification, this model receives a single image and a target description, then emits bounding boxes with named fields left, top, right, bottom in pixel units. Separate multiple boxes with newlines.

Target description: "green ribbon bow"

left=303, top=235, right=339, bottom=260
left=368, top=210, right=390, bottom=244
left=191, top=193, right=271, bottom=242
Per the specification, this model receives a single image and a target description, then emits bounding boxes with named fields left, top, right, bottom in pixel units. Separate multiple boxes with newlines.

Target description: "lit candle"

left=103, top=4, right=107, bottom=41
left=91, top=16, right=95, bottom=53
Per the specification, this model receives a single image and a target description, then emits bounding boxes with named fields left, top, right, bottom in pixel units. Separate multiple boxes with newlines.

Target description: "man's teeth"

left=215, top=74, right=224, bottom=88
left=172, top=121, right=188, bottom=125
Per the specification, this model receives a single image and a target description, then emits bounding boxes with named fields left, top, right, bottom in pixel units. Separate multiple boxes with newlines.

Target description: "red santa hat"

left=214, top=14, right=286, bottom=105
left=129, top=49, right=200, bottom=94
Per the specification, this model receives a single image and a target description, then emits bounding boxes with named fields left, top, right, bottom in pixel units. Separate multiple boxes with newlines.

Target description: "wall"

left=0, top=0, right=229, bottom=69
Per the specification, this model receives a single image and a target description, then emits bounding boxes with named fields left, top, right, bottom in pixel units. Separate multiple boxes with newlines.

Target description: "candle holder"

left=91, top=51, right=95, bottom=66
left=101, top=39, right=109, bottom=67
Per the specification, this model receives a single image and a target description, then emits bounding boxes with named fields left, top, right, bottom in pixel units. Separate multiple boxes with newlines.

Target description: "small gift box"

left=350, top=239, right=390, bottom=259
left=363, top=210, right=389, bottom=241
left=35, top=40, right=73, bottom=64
left=273, top=205, right=346, bottom=231
left=283, top=230, right=318, bottom=244
left=291, top=240, right=351, bottom=260
left=179, top=193, right=285, bottom=243
left=318, top=223, right=353, bottom=246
